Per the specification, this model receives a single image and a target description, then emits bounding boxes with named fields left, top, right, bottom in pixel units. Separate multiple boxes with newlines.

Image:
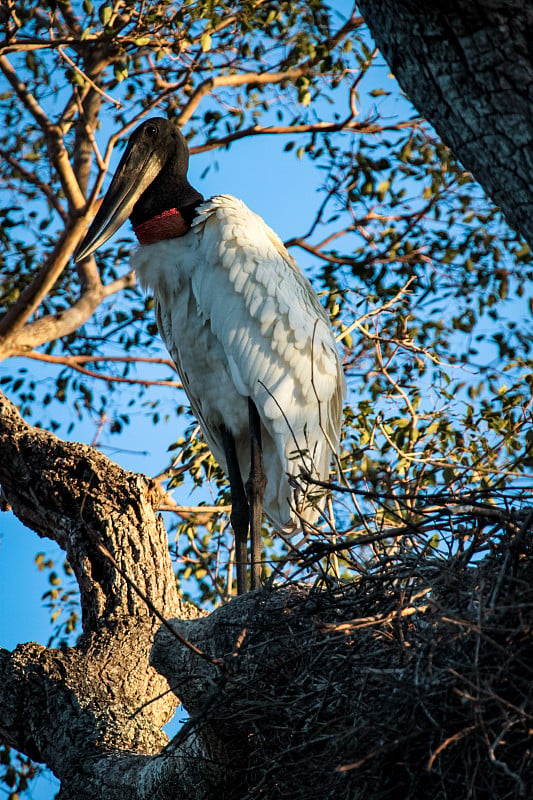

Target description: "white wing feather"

left=133, top=195, right=345, bottom=531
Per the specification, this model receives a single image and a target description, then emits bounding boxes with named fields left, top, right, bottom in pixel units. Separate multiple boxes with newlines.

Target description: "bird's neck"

left=133, top=207, right=187, bottom=245
left=130, top=172, right=204, bottom=245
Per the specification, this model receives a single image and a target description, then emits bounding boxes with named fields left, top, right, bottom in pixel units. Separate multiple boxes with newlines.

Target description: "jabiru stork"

left=75, top=117, right=345, bottom=594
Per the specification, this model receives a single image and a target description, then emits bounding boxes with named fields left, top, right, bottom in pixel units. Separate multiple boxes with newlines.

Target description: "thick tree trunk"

left=0, top=391, right=219, bottom=798
left=357, top=0, right=533, bottom=248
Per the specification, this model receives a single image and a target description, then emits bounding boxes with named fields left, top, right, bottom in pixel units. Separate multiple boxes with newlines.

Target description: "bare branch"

left=57, top=47, right=123, bottom=109
left=23, top=351, right=183, bottom=389
left=0, top=38, right=76, bottom=56
left=0, top=217, right=92, bottom=349
left=0, top=55, right=85, bottom=211
left=24, top=352, right=177, bottom=369
left=189, top=117, right=419, bottom=154
left=336, top=276, right=416, bottom=343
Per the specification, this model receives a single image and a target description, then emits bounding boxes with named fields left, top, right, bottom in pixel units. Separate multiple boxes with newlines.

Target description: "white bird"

left=75, top=118, right=345, bottom=593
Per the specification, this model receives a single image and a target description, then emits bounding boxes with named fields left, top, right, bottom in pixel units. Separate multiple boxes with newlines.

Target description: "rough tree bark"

left=0, top=389, right=331, bottom=799
left=357, top=0, right=533, bottom=248
left=0, top=390, right=228, bottom=799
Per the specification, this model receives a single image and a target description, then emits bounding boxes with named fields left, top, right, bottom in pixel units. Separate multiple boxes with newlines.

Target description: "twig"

left=427, top=725, right=477, bottom=771
left=336, top=276, right=416, bottom=343
left=57, top=46, right=123, bottom=109
left=21, top=351, right=182, bottom=388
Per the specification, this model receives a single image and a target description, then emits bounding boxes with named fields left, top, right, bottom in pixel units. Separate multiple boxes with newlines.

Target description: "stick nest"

left=216, top=512, right=533, bottom=799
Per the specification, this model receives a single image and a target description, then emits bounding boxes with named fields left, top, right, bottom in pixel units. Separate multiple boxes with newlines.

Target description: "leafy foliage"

left=0, top=745, right=41, bottom=800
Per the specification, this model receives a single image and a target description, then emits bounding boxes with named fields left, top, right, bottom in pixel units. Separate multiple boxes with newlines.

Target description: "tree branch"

left=0, top=390, right=269, bottom=799
left=188, top=117, right=419, bottom=154
left=0, top=234, right=134, bottom=357
left=0, top=390, right=179, bottom=627
left=0, top=638, right=218, bottom=800
left=0, top=55, right=84, bottom=212
left=0, top=387, right=239, bottom=798
left=177, top=11, right=361, bottom=127
left=0, top=218, right=88, bottom=346
left=21, top=353, right=181, bottom=390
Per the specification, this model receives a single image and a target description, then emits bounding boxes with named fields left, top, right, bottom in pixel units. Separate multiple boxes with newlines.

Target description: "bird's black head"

left=75, top=117, right=203, bottom=262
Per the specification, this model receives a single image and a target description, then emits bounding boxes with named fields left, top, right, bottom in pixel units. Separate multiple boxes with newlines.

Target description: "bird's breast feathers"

left=132, top=193, right=345, bottom=459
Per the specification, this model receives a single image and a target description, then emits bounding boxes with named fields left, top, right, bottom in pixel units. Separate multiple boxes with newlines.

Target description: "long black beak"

left=75, top=137, right=163, bottom=262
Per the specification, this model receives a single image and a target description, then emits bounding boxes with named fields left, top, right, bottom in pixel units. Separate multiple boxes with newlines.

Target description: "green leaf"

left=200, top=32, right=212, bottom=52
left=377, top=179, right=390, bottom=200
left=99, top=4, right=112, bottom=25
left=71, top=71, right=85, bottom=87
left=114, top=62, right=128, bottom=83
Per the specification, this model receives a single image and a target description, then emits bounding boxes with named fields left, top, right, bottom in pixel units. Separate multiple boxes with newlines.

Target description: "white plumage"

left=133, top=195, right=345, bottom=531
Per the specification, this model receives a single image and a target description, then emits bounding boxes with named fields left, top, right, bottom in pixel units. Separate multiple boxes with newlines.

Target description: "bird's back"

left=133, top=195, right=345, bottom=531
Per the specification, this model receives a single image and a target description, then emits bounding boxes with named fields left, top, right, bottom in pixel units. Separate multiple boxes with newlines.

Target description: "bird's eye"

left=145, top=123, right=158, bottom=137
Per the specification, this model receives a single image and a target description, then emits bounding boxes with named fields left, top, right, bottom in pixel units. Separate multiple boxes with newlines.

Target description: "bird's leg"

left=246, top=398, right=267, bottom=590
left=221, top=426, right=249, bottom=594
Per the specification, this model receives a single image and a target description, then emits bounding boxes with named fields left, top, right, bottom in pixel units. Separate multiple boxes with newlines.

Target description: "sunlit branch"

left=75, top=250, right=104, bottom=297
left=0, top=38, right=76, bottom=56
left=346, top=321, right=458, bottom=369
left=189, top=118, right=420, bottom=154
left=57, top=47, right=123, bottom=110
left=24, top=352, right=177, bottom=370
left=0, top=218, right=88, bottom=346
left=0, top=268, right=136, bottom=357
left=20, top=352, right=182, bottom=389
left=159, top=503, right=231, bottom=514
left=337, top=276, right=416, bottom=342
left=375, top=337, right=419, bottom=448
left=178, top=67, right=316, bottom=127
left=371, top=418, right=478, bottom=474
left=288, top=235, right=427, bottom=270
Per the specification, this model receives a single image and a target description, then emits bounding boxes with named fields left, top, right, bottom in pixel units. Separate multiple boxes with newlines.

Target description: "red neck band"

left=133, top=208, right=189, bottom=245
